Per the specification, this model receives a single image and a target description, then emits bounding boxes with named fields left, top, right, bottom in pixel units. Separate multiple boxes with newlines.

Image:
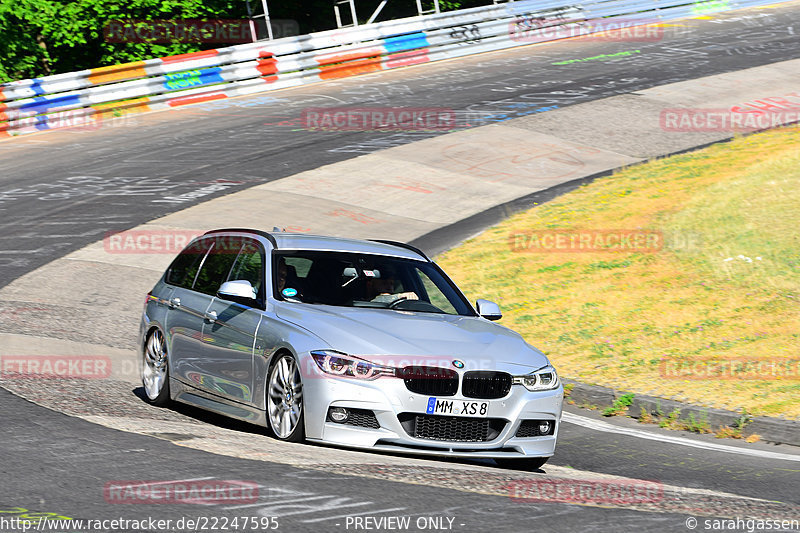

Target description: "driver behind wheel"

left=366, top=269, right=418, bottom=304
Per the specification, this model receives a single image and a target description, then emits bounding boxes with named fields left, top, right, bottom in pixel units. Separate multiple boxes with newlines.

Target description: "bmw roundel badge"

left=452, top=360, right=465, bottom=369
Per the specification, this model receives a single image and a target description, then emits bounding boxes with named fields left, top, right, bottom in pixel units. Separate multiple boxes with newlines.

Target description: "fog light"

left=329, top=407, right=349, bottom=423
left=538, top=420, right=552, bottom=435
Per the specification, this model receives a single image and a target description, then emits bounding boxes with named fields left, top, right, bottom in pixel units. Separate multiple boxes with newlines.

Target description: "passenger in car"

left=276, top=259, right=305, bottom=298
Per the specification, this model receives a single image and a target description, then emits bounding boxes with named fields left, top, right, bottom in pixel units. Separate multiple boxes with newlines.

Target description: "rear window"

left=165, top=240, right=211, bottom=288
left=193, top=236, right=244, bottom=295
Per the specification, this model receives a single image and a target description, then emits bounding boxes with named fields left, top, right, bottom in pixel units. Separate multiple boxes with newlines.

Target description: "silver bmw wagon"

left=140, top=228, right=563, bottom=468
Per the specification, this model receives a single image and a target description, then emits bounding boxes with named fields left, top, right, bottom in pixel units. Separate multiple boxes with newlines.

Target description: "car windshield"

left=272, top=251, right=474, bottom=316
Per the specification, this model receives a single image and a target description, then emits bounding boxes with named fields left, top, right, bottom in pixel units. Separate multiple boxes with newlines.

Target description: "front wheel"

left=142, top=329, right=170, bottom=406
left=266, top=353, right=305, bottom=442
left=495, top=457, right=549, bottom=470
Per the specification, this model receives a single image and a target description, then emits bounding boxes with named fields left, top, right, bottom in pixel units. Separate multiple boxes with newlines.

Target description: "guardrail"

left=0, top=0, right=781, bottom=137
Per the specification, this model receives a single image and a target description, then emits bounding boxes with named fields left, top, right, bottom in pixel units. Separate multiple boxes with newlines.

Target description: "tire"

left=266, top=353, right=305, bottom=442
left=495, top=457, right=549, bottom=471
left=142, top=329, right=170, bottom=406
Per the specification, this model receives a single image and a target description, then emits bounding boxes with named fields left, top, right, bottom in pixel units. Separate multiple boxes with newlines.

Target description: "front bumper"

left=302, top=362, right=563, bottom=459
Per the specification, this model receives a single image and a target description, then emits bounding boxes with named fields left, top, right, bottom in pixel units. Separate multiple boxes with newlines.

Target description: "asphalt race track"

left=1, top=4, right=800, bottom=532
left=3, top=5, right=800, bottom=289
left=2, top=388, right=700, bottom=532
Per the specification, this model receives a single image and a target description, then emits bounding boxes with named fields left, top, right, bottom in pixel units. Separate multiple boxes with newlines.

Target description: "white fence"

left=0, top=0, right=781, bottom=136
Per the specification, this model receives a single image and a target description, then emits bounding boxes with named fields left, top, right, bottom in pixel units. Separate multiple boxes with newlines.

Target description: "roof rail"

left=370, top=239, right=430, bottom=261
left=203, top=228, right=278, bottom=248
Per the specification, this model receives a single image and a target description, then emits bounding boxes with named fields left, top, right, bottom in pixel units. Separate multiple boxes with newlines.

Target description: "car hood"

left=275, top=303, right=549, bottom=372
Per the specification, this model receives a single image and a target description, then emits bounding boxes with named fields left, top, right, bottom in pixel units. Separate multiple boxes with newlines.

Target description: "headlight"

left=311, top=350, right=395, bottom=380
left=512, top=365, right=559, bottom=391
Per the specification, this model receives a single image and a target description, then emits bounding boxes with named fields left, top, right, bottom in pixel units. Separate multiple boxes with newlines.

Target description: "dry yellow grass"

left=437, top=128, right=800, bottom=419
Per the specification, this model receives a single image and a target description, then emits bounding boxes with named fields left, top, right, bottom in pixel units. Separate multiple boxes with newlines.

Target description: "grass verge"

left=436, top=127, right=800, bottom=419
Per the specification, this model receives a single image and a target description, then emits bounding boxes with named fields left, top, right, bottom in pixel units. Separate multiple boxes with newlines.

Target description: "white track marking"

left=120, top=477, right=215, bottom=486
left=304, top=507, right=408, bottom=524
left=562, top=412, right=800, bottom=462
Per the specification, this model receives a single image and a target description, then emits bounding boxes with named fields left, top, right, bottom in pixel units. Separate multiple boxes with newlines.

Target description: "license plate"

left=426, top=397, right=489, bottom=417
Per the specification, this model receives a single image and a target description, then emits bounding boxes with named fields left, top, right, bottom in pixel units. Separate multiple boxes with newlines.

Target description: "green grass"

left=437, top=128, right=800, bottom=419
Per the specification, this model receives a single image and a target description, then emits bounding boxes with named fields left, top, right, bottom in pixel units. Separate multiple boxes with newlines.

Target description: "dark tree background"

left=0, top=0, right=486, bottom=83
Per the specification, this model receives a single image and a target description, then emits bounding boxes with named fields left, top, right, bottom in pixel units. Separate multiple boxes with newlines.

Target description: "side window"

left=166, top=239, right=211, bottom=288
left=285, top=257, right=312, bottom=278
left=193, top=236, right=243, bottom=295
left=228, top=239, right=265, bottom=299
left=416, top=268, right=458, bottom=315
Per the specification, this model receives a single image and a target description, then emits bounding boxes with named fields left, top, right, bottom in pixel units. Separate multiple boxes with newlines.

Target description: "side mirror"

left=476, top=299, right=502, bottom=321
left=218, top=280, right=258, bottom=306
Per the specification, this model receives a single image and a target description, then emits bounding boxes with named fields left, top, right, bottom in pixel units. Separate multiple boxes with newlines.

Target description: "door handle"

left=205, top=310, right=218, bottom=324
left=168, top=297, right=181, bottom=308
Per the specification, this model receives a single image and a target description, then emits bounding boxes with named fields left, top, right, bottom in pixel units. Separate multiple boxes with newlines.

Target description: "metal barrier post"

left=335, top=0, right=359, bottom=28
left=261, top=0, right=274, bottom=40
left=416, top=0, right=441, bottom=15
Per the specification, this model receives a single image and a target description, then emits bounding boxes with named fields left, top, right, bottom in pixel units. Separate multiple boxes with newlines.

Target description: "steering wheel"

left=388, top=296, right=409, bottom=309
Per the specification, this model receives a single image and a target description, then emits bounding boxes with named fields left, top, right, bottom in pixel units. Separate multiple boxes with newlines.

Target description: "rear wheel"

left=495, top=457, right=549, bottom=470
left=142, top=329, right=170, bottom=406
left=266, top=353, right=305, bottom=442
